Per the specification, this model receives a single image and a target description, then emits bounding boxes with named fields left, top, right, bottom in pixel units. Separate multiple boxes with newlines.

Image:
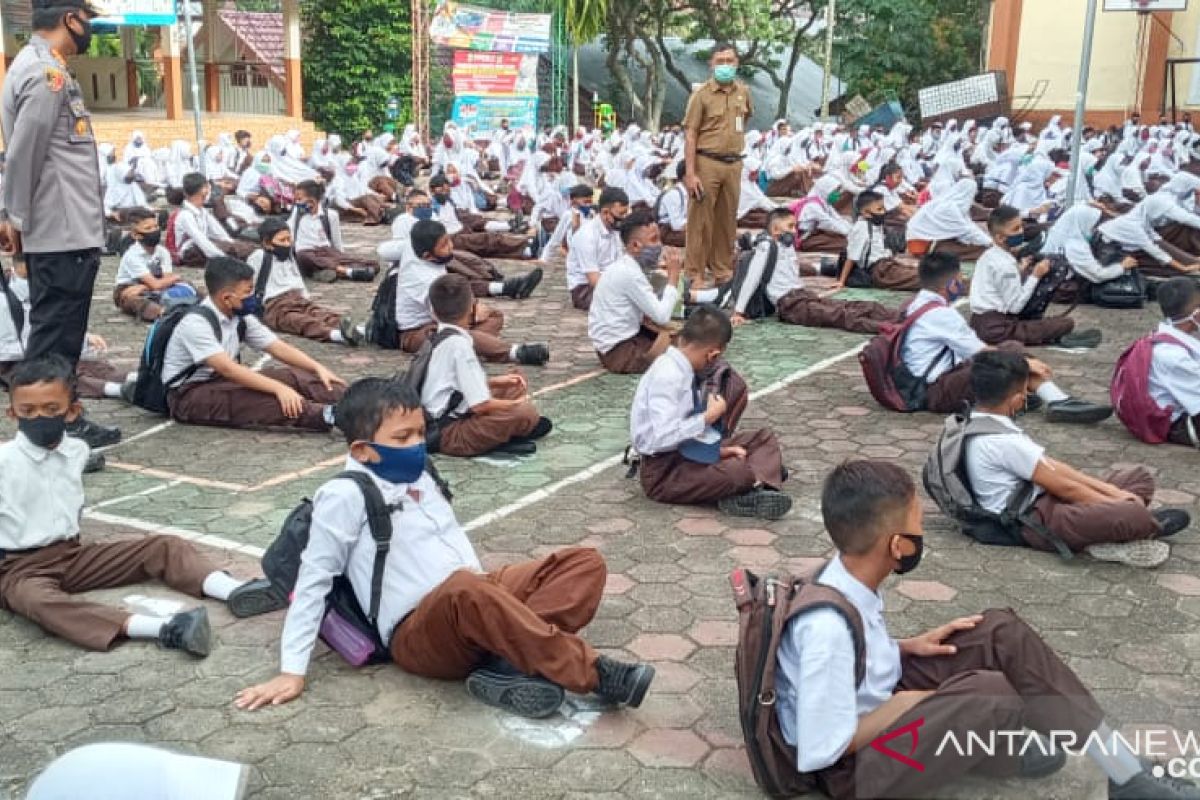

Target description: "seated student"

left=1097, top=189, right=1200, bottom=279
left=173, top=173, right=257, bottom=266
left=114, top=209, right=197, bottom=322
left=565, top=187, right=629, bottom=310
left=159, top=257, right=347, bottom=431
left=429, top=174, right=532, bottom=260
left=248, top=219, right=363, bottom=347
left=874, top=162, right=918, bottom=223
left=589, top=210, right=681, bottom=374
left=545, top=184, right=597, bottom=259
left=289, top=180, right=378, bottom=283
left=775, top=459, right=1197, bottom=800
left=0, top=356, right=282, bottom=657
left=969, top=206, right=1100, bottom=348
left=398, top=220, right=549, bottom=366
left=835, top=191, right=921, bottom=291
left=234, top=377, right=655, bottom=719
left=630, top=307, right=792, bottom=520
left=794, top=176, right=852, bottom=253
left=1149, top=277, right=1200, bottom=448
left=655, top=161, right=688, bottom=248
left=1042, top=205, right=1140, bottom=298
left=901, top=252, right=1111, bottom=421
left=422, top=274, right=552, bottom=457
left=964, top=350, right=1190, bottom=567
left=906, top=178, right=993, bottom=261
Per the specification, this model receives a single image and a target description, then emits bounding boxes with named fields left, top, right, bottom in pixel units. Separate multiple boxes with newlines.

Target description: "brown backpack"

left=731, top=565, right=867, bottom=797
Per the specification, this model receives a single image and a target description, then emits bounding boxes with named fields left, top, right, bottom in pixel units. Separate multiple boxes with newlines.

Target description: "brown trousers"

left=0, top=359, right=126, bottom=400
left=799, top=229, right=849, bottom=253
left=685, top=157, right=741, bottom=284
left=1135, top=237, right=1197, bottom=277
left=925, top=341, right=1026, bottom=414
left=1169, top=413, right=1200, bottom=447
left=970, top=310, right=1075, bottom=346
left=263, top=289, right=341, bottom=341
left=0, top=536, right=214, bottom=651
left=817, top=608, right=1103, bottom=800
left=597, top=326, right=665, bottom=375
left=399, top=310, right=509, bottom=363
left=113, top=283, right=163, bottom=322
left=350, top=193, right=388, bottom=225
left=390, top=548, right=605, bottom=693
left=570, top=283, right=594, bottom=311
left=368, top=176, right=401, bottom=201
left=448, top=251, right=503, bottom=297
left=1158, top=222, right=1200, bottom=259
left=766, top=170, right=813, bottom=198
left=659, top=225, right=686, bottom=248
left=296, top=246, right=376, bottom=277
left=168, top=366, right=342, bottom=431
left=776, top=288, right=898, bottom=335
left=930, top=239, right=987, bottom=262
left=1023, top=467, right=1160, bottom=552
left=452, top=230, right=529, bottom=260
left=870, top=257, right=921, bottom=291
left=178, top=239, right=257, bottom=267
left=737, top=208, right=770, bottom=229
left=437, top=384, right=540, bottom=457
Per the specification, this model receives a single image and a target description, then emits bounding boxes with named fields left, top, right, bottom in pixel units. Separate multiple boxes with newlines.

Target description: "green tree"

left=301, top=0, right=411, bottom=138
left=563, top=0, right=608, bottom=127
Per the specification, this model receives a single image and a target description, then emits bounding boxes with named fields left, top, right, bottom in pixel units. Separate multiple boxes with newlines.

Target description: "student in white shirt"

left=655, top=162, right=688, bottom=247
left=1098, top=190, right=1200, bottom=278
left=794, top=175, right=852, bottom=253
left=248, top=219, right=363, bottom=346
left=835, top=191, right=920, bottom=291
left=114, top=209, right=195, bottom=322
left=428, top=174, right=532, bottom=260
left=545, top=184, right=597, bottom=259
left=289, top=180, right=378, bottom=284
left=906, top=177, right=993, bottom=262
left=565, top=187, right=629, bottom=310
left=1042, top=206, right=1139, bottom=293
left=173, top=173, right=256, bottom=267
left=968, top=205, right=1098, bottom=348
left=1147, top=278, right=1200, bottom=447
left=899, top=252, right=1111, bottom=422
left=235, top=377, right=654, bottom=719
left=774, top=459, right=1193, bottom=800
left=0, top=356, right=282, bottom=656
left=874, top=162, right=917, bottom=222
left=589, top=210, right=680, bottom=374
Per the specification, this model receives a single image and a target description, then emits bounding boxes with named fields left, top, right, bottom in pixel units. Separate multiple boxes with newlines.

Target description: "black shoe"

left=718, top=488, right=793, bottom=520
left=465, top=659, right=564, bottom=718
left=1044, top=398, right=1113, bottom=425
left=780, top=466, right=790, bottom=482
left=1019, top=733, right=1066, bottom=778
left=338, top=316, right=364, bottom=347
left=84, top=452, right=106, bottom=473
left=347, top=267, right=377, bottom=282
left=516, top=267, right=543, bottom=299
left=515, top=343, right=550, bottom=366
left=1110, top=769, right=1200, bottom=799
left=490, top=439, right=537, bottom=457
left=595, top=656, right=655, bottom=708
left=526, top=416, right=552, bottom=440
left=158, top=607, right=211, bottom=658
left=1154, top=508, right=1192, bottom=538
left=1024, top=393, right=1045, bottom=413
left=65, top=416, right=122, bottom=449
left=227, top=577, right=289, bottom=618
left=1056, top=329, right=1104, bottom=349
left=119, top=378, right=137, bottom=405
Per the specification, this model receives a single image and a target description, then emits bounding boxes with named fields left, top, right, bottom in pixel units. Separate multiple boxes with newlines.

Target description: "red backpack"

left=163, top=208, right=182, bottom=265
left=859, top=302, right=948, bottom=412
left=1111, top=332, right=1189, bottom=443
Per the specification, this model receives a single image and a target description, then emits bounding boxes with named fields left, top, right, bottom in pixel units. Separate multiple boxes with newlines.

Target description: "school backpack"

left=1111, top=332, right=1189, bottom=444
left=398, top=327, right=466, bottom=454
left=253, top=250, right=275, bottom=306
left=725, top=235, right=779, bottom=320
left=730, top=565, right=866, bottom=797
left=922, top=409, right=1072, bottom=558
left=858, top=301, right=949, bottom=412
left=1017, top=255, right=1075, bottom=322
left=1091, top=271, right=1147, bottom=309
left=131, top=303, right=243, bottom=415
left=365, top=263, right=401, bottom=349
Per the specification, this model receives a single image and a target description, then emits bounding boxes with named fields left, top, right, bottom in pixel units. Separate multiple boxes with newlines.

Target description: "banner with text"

left=431, top=0, right=552, bottom=54
left=451, top=51, right=539, bottom=96
left=451, top=95, right=539, bottom=132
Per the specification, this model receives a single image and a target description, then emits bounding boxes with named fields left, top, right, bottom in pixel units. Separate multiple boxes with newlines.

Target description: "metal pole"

left=573, top=48, right=580, bottom=131
left=820, top=0, right=836, bottom=120
left=1065, top=0, right=1099, bottom=209
left=181, top=0, right=205, bottom=172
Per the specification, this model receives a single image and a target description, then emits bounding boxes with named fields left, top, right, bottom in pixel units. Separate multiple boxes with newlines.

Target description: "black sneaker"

left=84, top=452, right=106, bottom=473
left=718, top=488, right=793, bottom=520
left=515, top=343, right=550, bottom=366
left=516, top=267, right=543, bottom=299
left=526, top=416, right=553, bottom=440
left=465, top=659, right=564, bottom=718
left=158, top=607, right=211, bottom=658
left=1110, top=769, right=1200, bottom=799
left=491, top=439, right=537, bottom=457
left=1044, top=398, right=1113, bottom=425
left=119, top=378, right=137, bottom=405
left=65, top=416, right=122, bottom=448
left=347, top=267, right=377, bottom=282
left=1057, top=328, right=1103, bottom=349
left=338, top=316, right=363, bottom=347
left=1154, top=508, right=1192, bottom=538
left=1024, top=393, right=1045, bottom=414
left=227, top=577, right=289, bottom=618
left=1018, top=733, right=1066, bottom=778
left=595, top=656, right=655, bottom=708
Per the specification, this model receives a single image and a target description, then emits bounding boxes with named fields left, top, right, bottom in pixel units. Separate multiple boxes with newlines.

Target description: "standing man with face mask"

left=682, top=42, right=753, bottom=289
left=0, top=0, right=122, bottom=449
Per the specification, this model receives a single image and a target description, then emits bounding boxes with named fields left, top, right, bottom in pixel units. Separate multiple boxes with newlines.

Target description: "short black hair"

left=766, top=207, right=795, bottom=232
left=429, top=173, right=449, bottom=190
left=32, top=4, right=87, bottom=31
left=429, top=273, right=474, bottom=322
left=406, top=188, right=429, bottom=203
left=182, top=172, right=207, bottom=198
left=711, top=41, right=737, bottom=58
left=126, top=207, right=157, bottom=224
left=569, top=184, right=594, bottom=200
left=598, top=186, right=629, bottom=210
left=1159, top=276, right=1200, bottom=320
left=334, top=377, right=422, bottom=445
left=918, top=251, right=962, bottom=289
left=8, top=354, right=76, bottom=401
left=988, top=205, right=1022, bottom=235
left=679, top=305, right=732, bottom=348
left=235, top=130, right=251, bottom=142
left=970, top=350, right=1030, bottom=407
left=618, top=208, right=656, bottom=246
left=821, top=460, right=916, bottom=555
left=204, top=256, right=254, bottom=295
left=855, top=190, right=884, bottom=213
left=258, top=217, right=290, bottom=245
left=295, top=180, right=324, bottom=201
left=880, top=162, right=903, bottom=180
left=411, top=220, right=447, bottom=259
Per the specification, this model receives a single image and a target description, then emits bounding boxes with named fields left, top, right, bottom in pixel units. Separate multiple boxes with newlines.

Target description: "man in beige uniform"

left=682, top=42, right=752, bottom=287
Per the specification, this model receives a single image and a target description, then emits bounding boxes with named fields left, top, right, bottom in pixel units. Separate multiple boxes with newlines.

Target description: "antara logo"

left=870, top=718, right=926, bottom=772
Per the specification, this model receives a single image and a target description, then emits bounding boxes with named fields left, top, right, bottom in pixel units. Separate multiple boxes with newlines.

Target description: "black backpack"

left=253, top=249, right=275, bottom=306
left=131, top=304, right=244, bottom=414
left=366, top=263, right=401, bottom=349
left=399, top=327, right=466, bottom=454
left=726, top=235, right=779, bottom=320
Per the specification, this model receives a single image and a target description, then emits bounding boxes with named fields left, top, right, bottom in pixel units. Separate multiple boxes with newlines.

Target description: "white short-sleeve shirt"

left=963, top=412, right=1047, bottom=514
left=420, top=325, right=490, bottom=418
left=161, top=298, right=277, bottom=385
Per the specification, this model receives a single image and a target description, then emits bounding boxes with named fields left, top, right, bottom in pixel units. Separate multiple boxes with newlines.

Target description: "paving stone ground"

left=2, top=223, right=1199, bottom=799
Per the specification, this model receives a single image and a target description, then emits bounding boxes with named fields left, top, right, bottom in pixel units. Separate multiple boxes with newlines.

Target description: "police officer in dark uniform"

left=1, top=0, right=121, bottom=448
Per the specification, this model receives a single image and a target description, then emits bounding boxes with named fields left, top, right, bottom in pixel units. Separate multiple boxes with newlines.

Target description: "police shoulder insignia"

left=75, top=118, right=89, bottom=137
left=45, top=67, right=65, bottom=93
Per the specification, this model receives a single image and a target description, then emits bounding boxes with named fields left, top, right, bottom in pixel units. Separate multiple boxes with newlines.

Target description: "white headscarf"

left=266, top=135, right=317, bottom=183
left=907, top=178, right=988, bottom=243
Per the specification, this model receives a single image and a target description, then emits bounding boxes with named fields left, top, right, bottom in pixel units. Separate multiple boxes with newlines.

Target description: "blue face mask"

left=777, top=232, right=795, bottom=248
left=578, top=204, right=594, bottom=217
left=713, top=64, right=737, bottom=84
left=413, top=206, right=434, bottom=221
left=234, top=294, right=261, bottom=317
left=364, top=442, right=426, bottom=485
left=635, top=243, right=663, bottom=270
left=945, top=278, right=966, bottom=302
left=1005, top=233, right=1025, bottom=250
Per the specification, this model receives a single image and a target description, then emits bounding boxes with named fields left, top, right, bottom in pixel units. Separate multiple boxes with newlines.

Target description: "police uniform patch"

left=74, top=118, right=89, bottom=137
left=45, top=67, right=64, bottom=93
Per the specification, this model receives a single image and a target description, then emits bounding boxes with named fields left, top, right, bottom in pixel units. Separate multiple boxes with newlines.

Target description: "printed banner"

left=451, top=95, right=539, bottom=132
left=431, top=0, right=552, bottom=54
left=451, top=52, right=539, bottom=96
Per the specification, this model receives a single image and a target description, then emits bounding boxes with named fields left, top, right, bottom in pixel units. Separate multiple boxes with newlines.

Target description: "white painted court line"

left=84, top=509, right=267, bottom=558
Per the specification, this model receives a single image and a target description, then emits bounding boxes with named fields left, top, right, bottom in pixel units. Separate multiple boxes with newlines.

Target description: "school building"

left=988, top=0, right=1200, bottom=128
left=0, top=0, right=317, bottom=146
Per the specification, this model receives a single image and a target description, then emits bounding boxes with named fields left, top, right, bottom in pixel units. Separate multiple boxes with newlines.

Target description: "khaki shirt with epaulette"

left=682, top=79, right=753, bottom=157
left=1, top=34, right=104, bottom=253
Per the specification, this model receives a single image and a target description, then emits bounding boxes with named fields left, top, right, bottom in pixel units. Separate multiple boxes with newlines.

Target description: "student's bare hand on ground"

left=314, top=365, right=346, bottom=391
left=86, top=333, right=108, bottom=354
left=275, top=386, right=305, bottom=418
left=730, top=313, right=749, bottom=328
left=234, top=674, right=305, bottom=710
left=900, top=615, right=985, bottom=657
left=720, top=445, right=747, bottom=460
left=703, top=393, right=727, bottom=425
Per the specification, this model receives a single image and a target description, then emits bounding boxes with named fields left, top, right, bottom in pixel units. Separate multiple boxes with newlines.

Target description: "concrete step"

left=91, top=114, right=323, bottom=151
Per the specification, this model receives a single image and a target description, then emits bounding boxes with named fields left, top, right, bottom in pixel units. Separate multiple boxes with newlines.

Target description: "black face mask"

left=271, top=245, right=292, bottom=262
left=868, top=212, right=887, bottom=226
left=140, top=231, right=162, bottom=248
left=18, top=414, right=67, bottom=449
left=67, top=14, right=93, bottom=55
left=892, top=533, right=924, bottom=575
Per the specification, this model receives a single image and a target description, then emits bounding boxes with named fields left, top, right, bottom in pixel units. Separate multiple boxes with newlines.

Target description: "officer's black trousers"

left=24, top=248, right=100, bottom=368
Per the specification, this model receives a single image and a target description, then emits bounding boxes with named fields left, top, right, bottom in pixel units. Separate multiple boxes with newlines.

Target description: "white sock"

left=103, top=382, right=123, bottom=398
left=330, top=329, right=345, bottom=343
left=1035, top=382, right=1070, bottom=405
left=509, top=345, right=519, bottom=360
left=522, top=246, right=532, bottom=258
left=1085, top=723, right=1143, bottom=785
left=323, top=405, right=336, bottom=426
left=484, top=220, right=508, bottom=232
left=355, top=324, right=366, bottom=337
left=694, top=288, right=720, bottom=303
left=202, top=571, right=243, bottom=601
left=125, top=613, right=167, bottom=639
left=489, top=281, right=505, bottom=295
left=128, top=371, right=139, bottom=382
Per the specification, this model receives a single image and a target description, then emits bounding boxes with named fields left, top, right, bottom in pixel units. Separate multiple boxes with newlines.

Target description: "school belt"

left=697, top=150, right=743, bottom=164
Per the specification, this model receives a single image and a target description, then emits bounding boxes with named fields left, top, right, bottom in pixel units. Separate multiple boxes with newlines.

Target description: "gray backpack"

left=400, top=327, right=466, bottom=453
left=923, top=410, right=1072, bottom=559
